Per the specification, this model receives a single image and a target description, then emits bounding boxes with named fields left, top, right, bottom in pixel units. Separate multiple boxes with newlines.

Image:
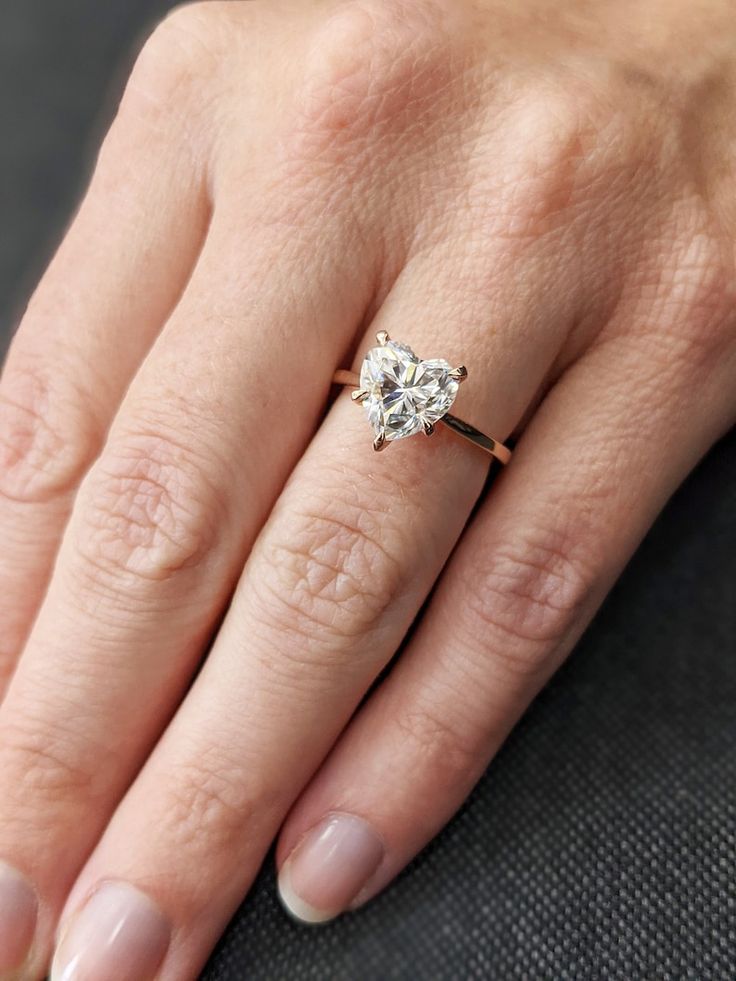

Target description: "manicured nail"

left=51, top=881, right=170, bottom=981
left=278, top=812, right=384, bottom=924
left=0, top=861, right=38, bottom=973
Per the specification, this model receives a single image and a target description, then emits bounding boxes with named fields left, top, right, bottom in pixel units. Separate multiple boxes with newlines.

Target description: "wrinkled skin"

left=0, top=1, right=734, bottom=978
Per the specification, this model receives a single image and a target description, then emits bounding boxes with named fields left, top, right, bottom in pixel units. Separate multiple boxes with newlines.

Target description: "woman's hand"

left=1, top=0, right=735, bottom=977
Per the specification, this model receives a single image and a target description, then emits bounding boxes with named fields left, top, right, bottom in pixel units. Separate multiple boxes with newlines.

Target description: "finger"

left=274, top=308, right=736, bottom=922
left=50, top=220, right=591, bottom=981
left=0, top=153, right=377, bottom=979
left=53, top=404, right=492, bottom=981
left=0, top=4, right=394, bottom=969
left=0, top=18, right=211, bottom=696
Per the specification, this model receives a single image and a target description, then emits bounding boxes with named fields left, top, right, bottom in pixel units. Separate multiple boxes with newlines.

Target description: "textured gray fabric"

left=1, top=3, right=735, bottom=979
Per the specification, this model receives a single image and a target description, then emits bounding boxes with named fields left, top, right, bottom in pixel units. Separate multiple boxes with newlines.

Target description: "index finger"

left=0, top=18, right=211, bottom=696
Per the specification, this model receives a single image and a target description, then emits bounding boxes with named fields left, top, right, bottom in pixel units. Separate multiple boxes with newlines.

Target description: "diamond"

left=359, top=340, right=459, bottom=442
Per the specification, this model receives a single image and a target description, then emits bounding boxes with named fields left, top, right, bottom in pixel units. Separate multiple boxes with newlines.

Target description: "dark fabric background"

left=2, top=3, right=735, bottom=979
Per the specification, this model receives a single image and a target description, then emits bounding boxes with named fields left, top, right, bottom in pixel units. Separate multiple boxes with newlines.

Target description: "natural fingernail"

left=278, top=812, right=384, bottom=924
left=0, top=861, right=38, bottom=974
left=51, top=881, right=170, bottom=981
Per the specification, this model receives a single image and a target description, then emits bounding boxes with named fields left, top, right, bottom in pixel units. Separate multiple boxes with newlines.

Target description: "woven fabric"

left=1, top=3, right=735, bottom=979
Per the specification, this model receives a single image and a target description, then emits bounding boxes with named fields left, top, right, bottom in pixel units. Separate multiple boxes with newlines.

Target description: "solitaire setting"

left=358, top=333, right=464, bottom=448
left=333, top=332, right=512, bottom=463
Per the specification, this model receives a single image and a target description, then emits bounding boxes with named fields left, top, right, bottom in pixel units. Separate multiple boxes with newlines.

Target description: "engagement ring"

left=333, top=332, right=511, bottom=464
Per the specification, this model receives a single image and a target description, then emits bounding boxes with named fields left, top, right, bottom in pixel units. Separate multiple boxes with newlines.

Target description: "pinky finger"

left=275, top=330, right=736, bottom=923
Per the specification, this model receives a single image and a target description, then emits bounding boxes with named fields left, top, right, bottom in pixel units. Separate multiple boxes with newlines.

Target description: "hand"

left=1, top=1, right=735, bottom=977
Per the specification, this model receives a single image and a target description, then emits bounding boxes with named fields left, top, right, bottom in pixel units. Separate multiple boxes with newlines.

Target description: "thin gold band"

left=332, top=369, right=512, bottom=465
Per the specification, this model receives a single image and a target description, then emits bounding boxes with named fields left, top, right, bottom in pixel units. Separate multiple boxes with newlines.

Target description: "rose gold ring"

left=333, top=332, right=511, bottom=465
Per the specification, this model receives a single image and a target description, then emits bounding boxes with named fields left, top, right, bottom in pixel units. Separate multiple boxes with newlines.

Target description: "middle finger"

left=0, top=183, right=372, bottom=975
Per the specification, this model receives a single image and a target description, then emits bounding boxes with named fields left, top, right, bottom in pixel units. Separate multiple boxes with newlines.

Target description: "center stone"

left=359, top=340, right=459, bottom=441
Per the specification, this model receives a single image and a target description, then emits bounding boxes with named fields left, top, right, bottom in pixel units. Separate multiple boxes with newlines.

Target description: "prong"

left=351, top=389, right=369, bottom=402
left=376, top=330, right=390, bottom=346
left=449, top=365, right=468, bottom=382
left=423, top=420, right=435, bottom=436
left=373, top=432, right=387, bottom=452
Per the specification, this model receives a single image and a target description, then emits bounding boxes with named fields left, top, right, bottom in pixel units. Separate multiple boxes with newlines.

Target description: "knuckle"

left=484, top=80, right=608, bottom=241
left=120, top=1, right=233, bottom=121
left=651, top=224, right=736, bottom=371
left=154, top=750, right=277, bottom=853
left=393, top=697, right=486, bottom=787
left=291, top=0, right=452, bottom=162
left=73, top=428, right=222, bottom=585
left=0, top=716, right=97, bottom=814
left=251, top=495, right=403, bottom=651
left=459, top=521, right=593, bottom=678
left=0, top=355, right=99, bottom=505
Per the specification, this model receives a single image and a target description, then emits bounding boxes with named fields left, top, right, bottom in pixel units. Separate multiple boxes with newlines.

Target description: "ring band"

left=333, top=333, right=512, bottom=465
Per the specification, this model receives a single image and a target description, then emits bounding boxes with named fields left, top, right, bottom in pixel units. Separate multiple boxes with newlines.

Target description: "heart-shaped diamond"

left=359, top=339, right=459, bottom=442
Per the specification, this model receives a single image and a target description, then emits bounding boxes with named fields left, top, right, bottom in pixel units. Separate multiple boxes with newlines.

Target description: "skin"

left=0, top=0, right=735, bottom=976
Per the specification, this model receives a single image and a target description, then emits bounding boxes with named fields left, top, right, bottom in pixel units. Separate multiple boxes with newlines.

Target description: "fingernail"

left=278, top=812, right=384, bottom=924
left=51, top=881, right=170, bottom=981
left=0, top=862, right=38, bottom=973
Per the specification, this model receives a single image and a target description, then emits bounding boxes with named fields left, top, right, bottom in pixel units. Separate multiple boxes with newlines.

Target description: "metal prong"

left=373, top=432, right=387, bottom=452
left=423, top=421, right=435, bottom=436
left=450, top=365, right=468, bottom=382
left=376, top=330, right=390, bottom=346
left=351, top=389, right=368, bottom=402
